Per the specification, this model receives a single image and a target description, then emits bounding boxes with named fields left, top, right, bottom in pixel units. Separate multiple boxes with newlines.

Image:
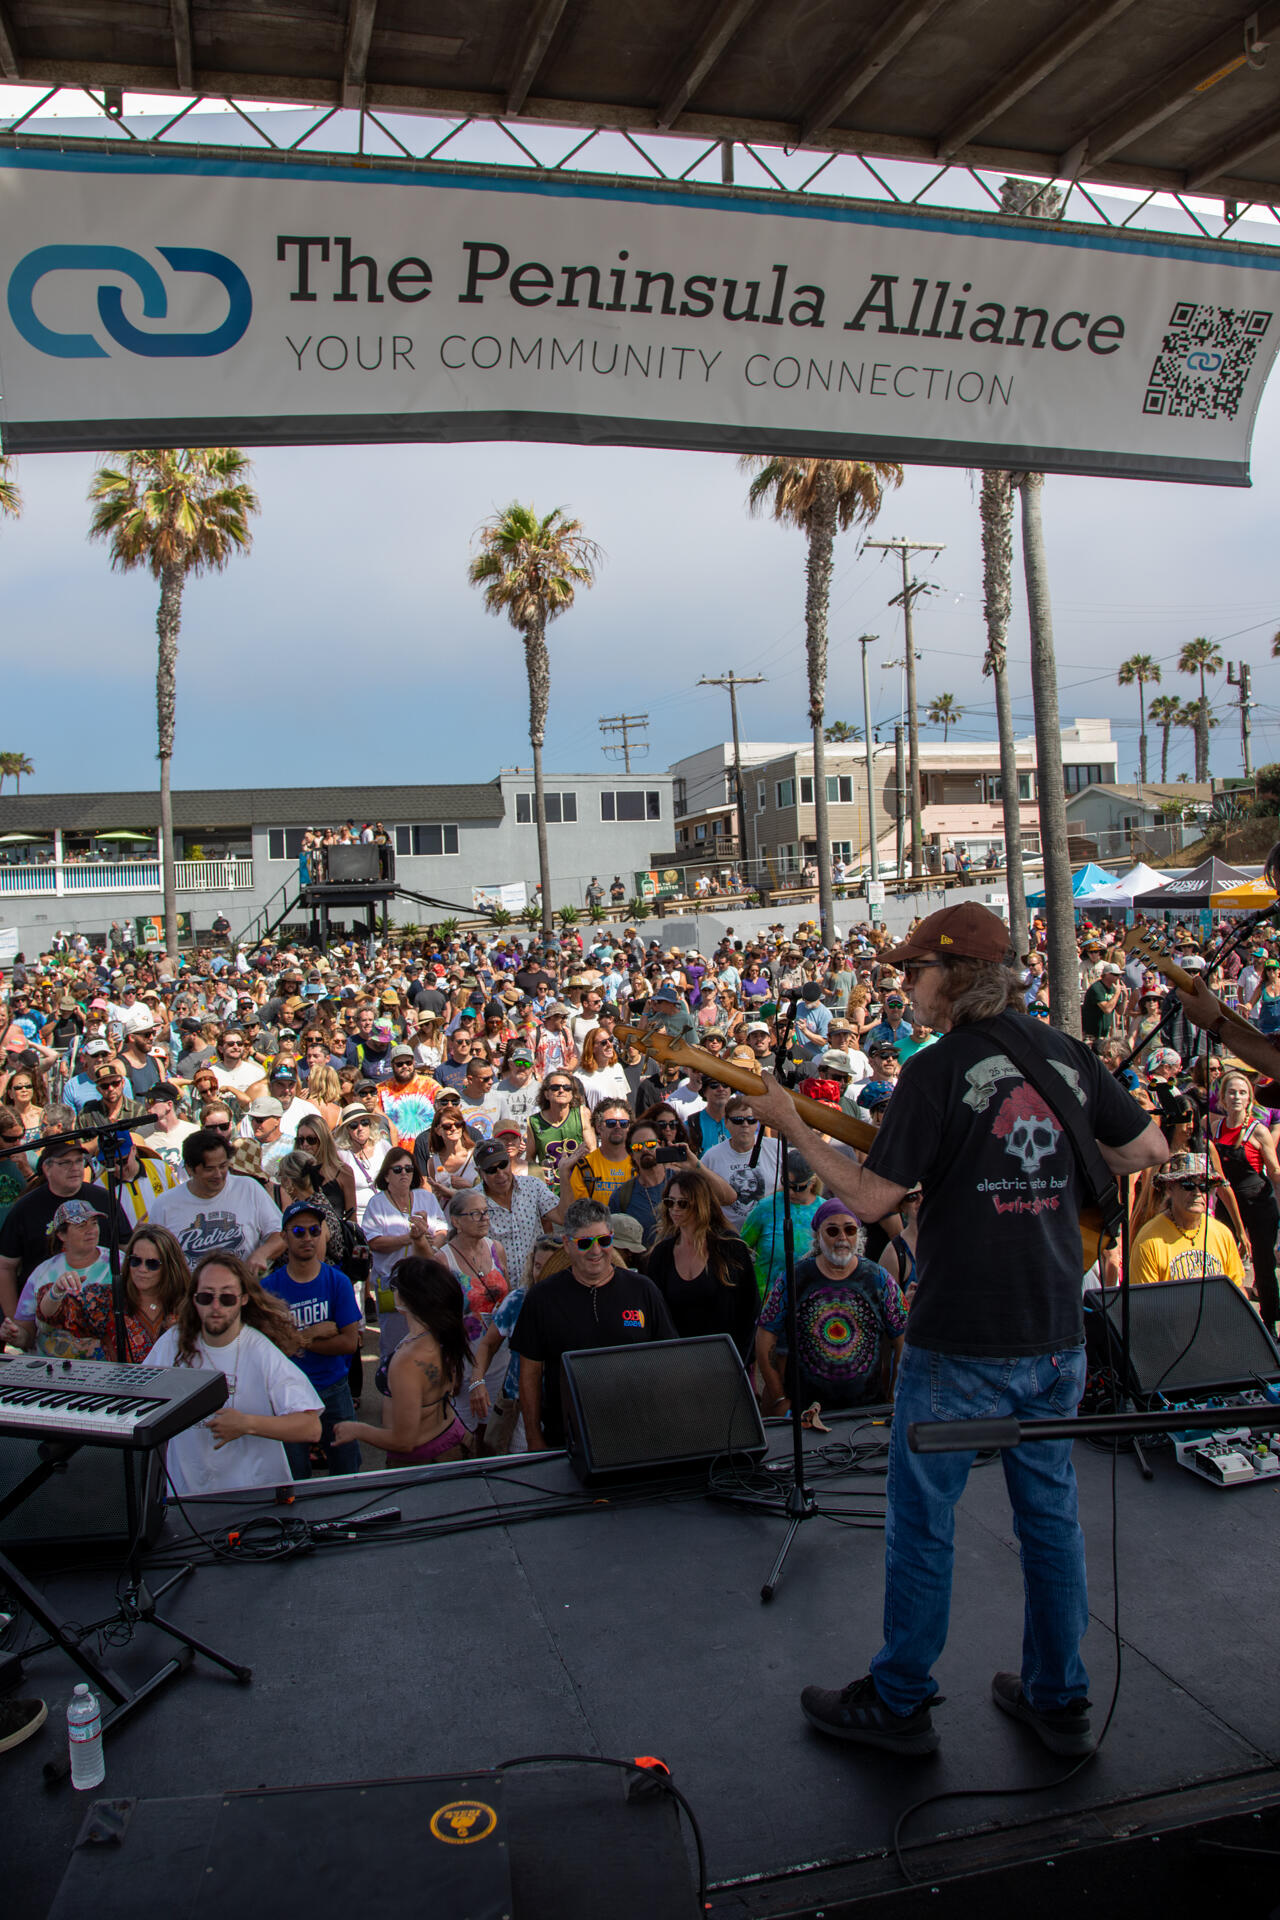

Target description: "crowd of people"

left=4, top=863, right=1280, bottom=1762
left=0, top=895, right=1275, bottom=1481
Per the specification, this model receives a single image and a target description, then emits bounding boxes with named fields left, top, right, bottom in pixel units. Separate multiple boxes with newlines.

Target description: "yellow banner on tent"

left=1209, top=879, right=1274, bottom=908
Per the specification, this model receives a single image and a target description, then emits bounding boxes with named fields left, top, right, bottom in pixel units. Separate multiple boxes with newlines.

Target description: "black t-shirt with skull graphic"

left=865, top=1013, right=1149, bottom=1357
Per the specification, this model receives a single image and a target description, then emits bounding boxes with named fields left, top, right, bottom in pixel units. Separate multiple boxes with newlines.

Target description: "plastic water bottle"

left=66, top=1683, right=105, bottom=1790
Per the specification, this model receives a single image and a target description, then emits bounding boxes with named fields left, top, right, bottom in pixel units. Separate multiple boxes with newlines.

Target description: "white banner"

left=1, top=152, right=1277, bottom=483
left=472, top=882, right=528, bottom=912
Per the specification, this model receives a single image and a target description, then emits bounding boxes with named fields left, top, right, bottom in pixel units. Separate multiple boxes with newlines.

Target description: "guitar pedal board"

left=1166, top=1387, right=1280, bottom=1489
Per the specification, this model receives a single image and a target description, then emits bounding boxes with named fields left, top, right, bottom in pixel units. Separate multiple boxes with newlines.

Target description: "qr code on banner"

left=1143, top=302, right=1272, bottom=420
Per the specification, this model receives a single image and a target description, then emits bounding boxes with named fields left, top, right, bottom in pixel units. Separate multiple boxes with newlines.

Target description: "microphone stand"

left=711, top=992, right=824, bottom=1602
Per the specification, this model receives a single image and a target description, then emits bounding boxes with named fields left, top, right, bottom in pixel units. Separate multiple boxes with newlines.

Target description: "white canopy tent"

left=1080, top=863, right=1173, bottom=908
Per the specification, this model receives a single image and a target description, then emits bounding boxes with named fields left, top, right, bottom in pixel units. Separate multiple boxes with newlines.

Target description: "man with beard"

left=758, top=1198, right=906, bottom=1413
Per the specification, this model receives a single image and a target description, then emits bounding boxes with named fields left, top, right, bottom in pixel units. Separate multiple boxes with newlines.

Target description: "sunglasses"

left=728, top=1115, right=757, bottom=1126
left=1171, top=1179, right=1213, bottom=1192
left=821, top=1227, right=860, bottom=1240
left=348, top=1118, right=370, bottom=1130
left=96, top=1077, right=123, bottom=1088
left=600, top=1116, right=628, bottom=1128
left=654, top=1119, right=679, bottom=1131
left=130, top=1254, right=162, bottom=1270
left=194, top=1290, right=241, bottom=1307
left=572, top=1232, right=613, bottom=1250
left=289, top=1222, right=325, bottom=1238
left=386, top=1161, right=413, bottom=1174
left=481, top=1157, right=510, bottom=1172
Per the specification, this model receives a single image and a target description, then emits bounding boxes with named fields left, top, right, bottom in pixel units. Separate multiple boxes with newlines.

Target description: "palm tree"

left=1149, top=694, right=1184, bottom=782
left=926, top=692, right=963, bottom=742
left=824, top=719, right=862, bottom=743
left=468, top=504, right=602, bottom=938
left=741, top=455, right=902, bottom=939
left=978, top=468, right=1029, bottom=958
left=1178, top=696, right=1217, bottom=776
left=1116, top=654, right=1161, bottom=786
left=88, top=449, right=259, bottom=957
left=0, top=455, right=21, bottom=522
left=1177, top=636, right=1224, bottom=781
left=3, top=753, right=34, bottom=794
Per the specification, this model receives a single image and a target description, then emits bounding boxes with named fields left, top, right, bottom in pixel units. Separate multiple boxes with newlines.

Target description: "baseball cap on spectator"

left=509, top=1048, right=534, bottom=1068
left=49, top=1198, right=99, bottom=1236
left=1181, top=956, right=1206, bottom=972
left=389, top=1045, right=415, bottom=1062
left=80, top=1037, right=111, bottom=1058
left=269, top=1060, right=296, bottom=1080
left=473, top=1140, right=512, bottom=1173
left=744, top=1020, right=771, bottom=1036
left=148, top=1081, right=182, bottom=1105
left=1099, top=963, right=1121, bottom=977
left=818, top=1049, right=855, bottom=1076
left=651, top=983, right=680, bottom=1003
left=609, top=1212, right=646, bottom=1257
left=281, top=1198, right=326, bottom=1228
left=89, top=998, right=108, bottom=1011
left=785, top=1150, right=813, bottom=1181
left=248, top=1095, right=284, bottom=1118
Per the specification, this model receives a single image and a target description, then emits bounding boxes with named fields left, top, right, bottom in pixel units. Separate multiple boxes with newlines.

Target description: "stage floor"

left=8, top=1423, right=1280, bottom=1917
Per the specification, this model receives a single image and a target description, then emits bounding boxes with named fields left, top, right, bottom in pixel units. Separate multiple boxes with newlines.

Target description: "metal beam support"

left=0, top=3, right=19, bottom=81
left=341, top=0, right=378, bottom=110
left=1068, top=0, right=1280, bottom=172
left=657, top=0, right=762, bottom=130
left=1186, top=102, right=1280, bottom=191
left=801, top=0, right=950, bottom=144
left=505, top=0, right=569, bottom=117
left=937, top=0, right=1139, bottom=159
left=169, top=0, right=193, bottom=94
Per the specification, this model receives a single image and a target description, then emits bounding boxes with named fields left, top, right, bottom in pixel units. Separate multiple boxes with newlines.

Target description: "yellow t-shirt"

left=1131, top=1213, right=1247, bottom=1292
left=568, top=1149, right=634, bottom=1206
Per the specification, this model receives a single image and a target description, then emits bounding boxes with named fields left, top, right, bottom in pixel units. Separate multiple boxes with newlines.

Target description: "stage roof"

left=4, top=0, right=1280, bottom=209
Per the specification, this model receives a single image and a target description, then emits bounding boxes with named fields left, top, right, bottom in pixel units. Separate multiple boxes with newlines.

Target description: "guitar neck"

left=616, top=1021, right=878, bottom=1155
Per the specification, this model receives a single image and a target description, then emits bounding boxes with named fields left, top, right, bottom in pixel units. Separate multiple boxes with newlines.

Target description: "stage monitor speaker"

left=0, top=1438, right=165, bottom=1562
left=324, top=843, right=382, bottom=883
left=1085, top=1277, right=1280, bottom=1399
left=561, top=1333, right=765, bottom=1485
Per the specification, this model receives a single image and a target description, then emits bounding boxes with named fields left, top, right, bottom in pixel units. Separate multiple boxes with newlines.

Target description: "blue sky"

left=1, top=99, right=1277, bottom=798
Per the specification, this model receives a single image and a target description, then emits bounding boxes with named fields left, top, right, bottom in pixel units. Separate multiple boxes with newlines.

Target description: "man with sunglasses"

left=758, top=1198, right=906, bottom=1418
left=701, top=1097, right=782, bottom=1230
left=473, top=1137, right=574, bottom=1285
left=512, top=1197, right=676, bottom=1450
left=144, top=1081, right=197, bottom=1169
left=261, top=1200, right=363, bottom=1477
left=751, top=902, right=1166, bottom=1762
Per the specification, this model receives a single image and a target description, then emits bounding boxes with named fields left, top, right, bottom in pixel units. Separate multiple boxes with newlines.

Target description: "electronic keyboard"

left=0, top=1354, right=227, bottom=1448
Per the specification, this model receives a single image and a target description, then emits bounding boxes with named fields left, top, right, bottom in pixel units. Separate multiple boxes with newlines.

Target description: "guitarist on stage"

left=751, top=903, right=1167, bottom=1761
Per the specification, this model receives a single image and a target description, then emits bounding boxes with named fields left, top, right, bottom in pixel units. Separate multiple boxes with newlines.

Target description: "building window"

left=831, top=840, right=853, bottom=864
left=986, top=773, right=1034, bottom=803
left=600, top=790, right=661, bottom=822
left=799, top=776, right=813, bottom=805
left=515, top=790, right=578, bottom=825
left=1063, top=764, right=1107, bottom=796
left=776, top=779, right=795, bottom=810
left=394, top=825, right=459, bottom=857
left=830, top=775, right=854, bottom=804
left=775, top=841, right=799, bottom=873
left=756, top=781, right=766, bottom=812
left=673, top=777, right=687, bottom=817
left=695, top=824, right=706, bottom=841
left=267, top=829, right=306, bottom=861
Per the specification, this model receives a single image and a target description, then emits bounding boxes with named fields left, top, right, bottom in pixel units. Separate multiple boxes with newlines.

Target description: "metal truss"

left=2, top=84, right=1279, bottom=250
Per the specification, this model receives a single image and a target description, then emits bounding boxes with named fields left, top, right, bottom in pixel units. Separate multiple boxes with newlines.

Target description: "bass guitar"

left=614, top=1018, right=1113, bottom=1269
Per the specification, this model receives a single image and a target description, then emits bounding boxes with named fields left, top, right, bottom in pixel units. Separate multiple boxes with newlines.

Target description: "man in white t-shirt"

left=148, top=1263, right=322, bottom=1495
left=144, top=1081, right=198, bottom=1169
left=147, top=1129, right=285, bottom=1273
left=701, top=1095, right=783, bottom=1230
left=211, top=1029, right=268, bottom=1100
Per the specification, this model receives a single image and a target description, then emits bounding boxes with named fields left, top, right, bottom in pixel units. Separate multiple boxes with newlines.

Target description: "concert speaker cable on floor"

left=560, top=1333, right=766, bottom=1487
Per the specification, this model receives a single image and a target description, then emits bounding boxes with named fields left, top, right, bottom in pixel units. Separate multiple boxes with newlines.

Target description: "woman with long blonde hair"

left=305, top=1062, right=343, bottom=1130
left=292, top=1113, right=358, bottom=1215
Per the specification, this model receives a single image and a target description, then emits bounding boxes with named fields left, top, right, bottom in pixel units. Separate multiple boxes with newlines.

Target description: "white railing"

left=174, top=858, right=254, bottom=892
left=0, top=858, right=253, bottom=897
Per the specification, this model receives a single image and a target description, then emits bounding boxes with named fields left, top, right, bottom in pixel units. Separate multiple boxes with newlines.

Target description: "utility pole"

left=894, top=723, right=907, bottom=880
left=1227, top=662, right=1254, bottom=777
left=598, top=712, right=649, bottom=773
left=857, top=634, right=880, bottom=882
left=699, top=672, right=765, bottom=875
left=865, top=537, right=945, bottom=880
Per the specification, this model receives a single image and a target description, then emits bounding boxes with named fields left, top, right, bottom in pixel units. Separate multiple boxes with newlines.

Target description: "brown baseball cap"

left=881, top=903, right=1012, bottom=967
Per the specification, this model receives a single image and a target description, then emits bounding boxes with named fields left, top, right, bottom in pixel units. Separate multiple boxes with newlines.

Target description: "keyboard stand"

left=0, top=1438, right=253, bottom=1785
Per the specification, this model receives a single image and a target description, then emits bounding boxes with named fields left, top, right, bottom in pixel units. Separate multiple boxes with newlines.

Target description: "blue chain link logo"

left=7, top=244, right=251, bottom=358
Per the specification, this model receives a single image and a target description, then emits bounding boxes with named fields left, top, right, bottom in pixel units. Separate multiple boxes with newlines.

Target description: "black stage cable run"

left=492, top=1753, right=707, bottom=1908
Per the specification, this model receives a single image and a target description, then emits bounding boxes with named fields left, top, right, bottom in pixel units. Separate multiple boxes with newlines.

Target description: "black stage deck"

left=8, top=1424, right=1280, bottom=1918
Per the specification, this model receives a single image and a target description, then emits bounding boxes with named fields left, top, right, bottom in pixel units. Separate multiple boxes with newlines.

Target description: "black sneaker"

left=801, top=1674, right=941, bottom=1756
left=0, top=1696, right=47, bottom=1755
left=991, top=1671, right=1095, bottom=1757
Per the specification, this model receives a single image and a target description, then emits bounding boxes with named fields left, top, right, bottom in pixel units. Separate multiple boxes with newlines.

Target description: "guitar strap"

left=978, top=1011, right=1126, bottom=1244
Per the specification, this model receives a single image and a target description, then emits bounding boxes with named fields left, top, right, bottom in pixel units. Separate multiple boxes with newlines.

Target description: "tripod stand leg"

left=761, top=1515, right=806, bottom=1604
left=144, top=1609, right=253, bottom=1683
left=1131, top=1435, right=1155, bottom=1481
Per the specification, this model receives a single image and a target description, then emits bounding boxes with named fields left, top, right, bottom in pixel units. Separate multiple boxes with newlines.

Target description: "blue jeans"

left=869, top=1342, right=1089, bottom=1716
left=286, top=1379, right=361, bottom=1480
